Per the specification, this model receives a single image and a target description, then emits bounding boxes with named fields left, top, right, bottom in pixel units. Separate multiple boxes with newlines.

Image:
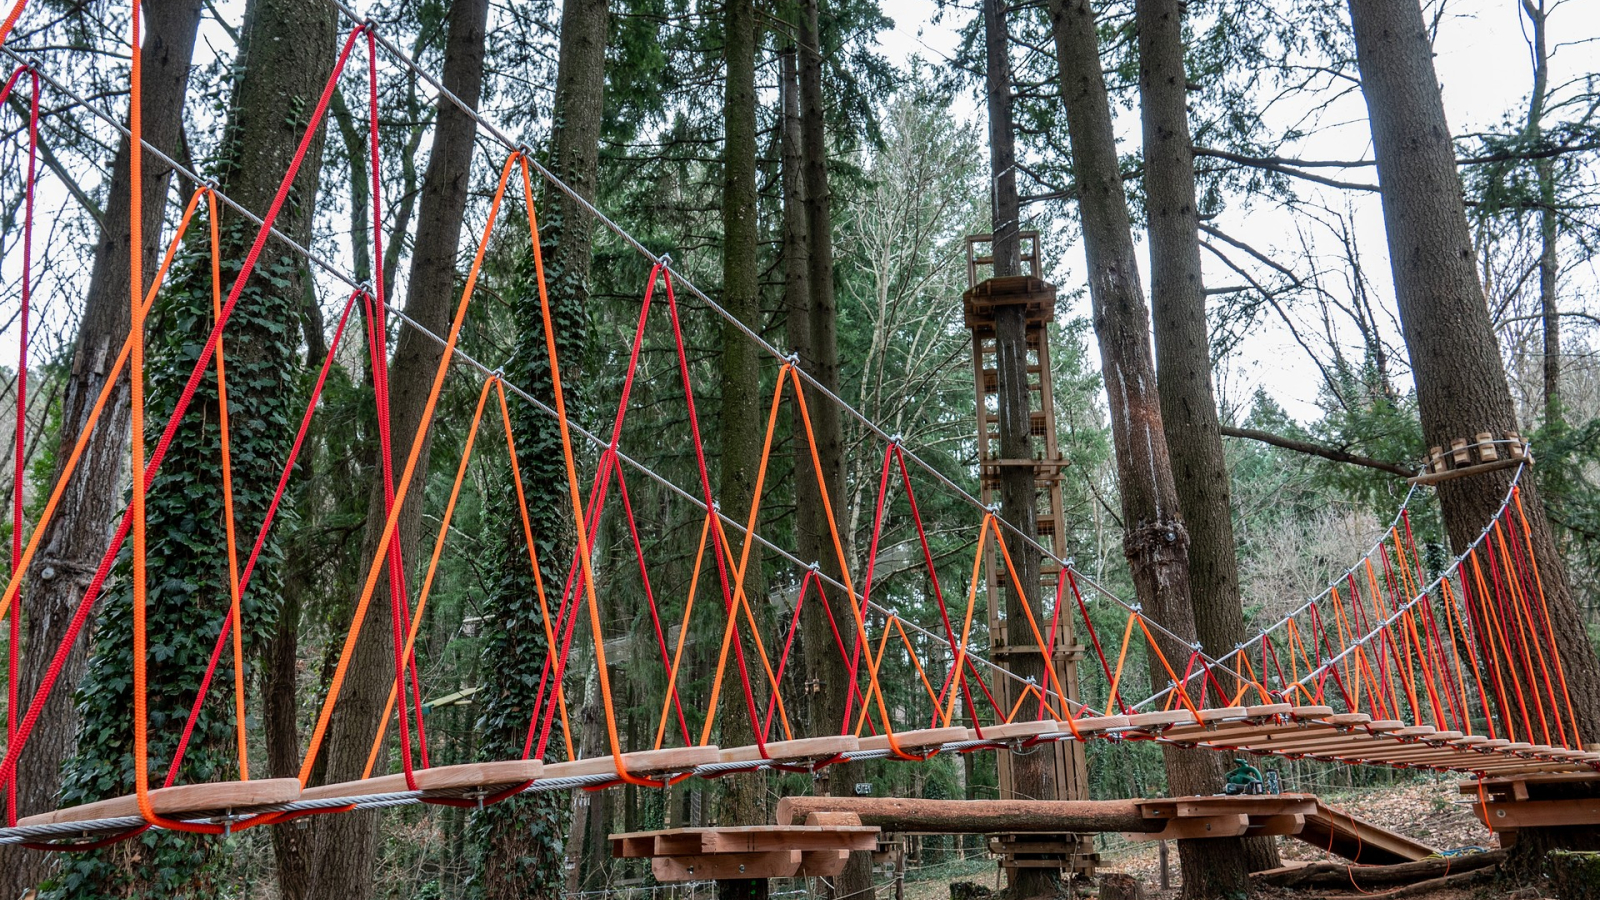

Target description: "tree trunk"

left=301, top=0, right=489, bottom=897
left=0, top=2, right=201, bottom=895
left=984, top=0, right=1022, bottom=277
left=1347, top=0, right=1600, bottom=744
left=796, top=4, right=871, bottom=897
left=982, top=3, right=1058, bottom=895
left=717, top=0, right=766, bottom=832
left=1135, top=0, right=1276, bottom=872
left=780, top=23, right=815, bottom=739
left=1047, top=1, right=1246, bottom=897
left=1523, top=1, right=1560, bottom=426
left=473, top=1, right=606, bottom=897
left=47, top=0, right=335, bottom=895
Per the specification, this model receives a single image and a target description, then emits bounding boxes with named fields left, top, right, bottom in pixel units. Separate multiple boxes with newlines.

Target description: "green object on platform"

left=1225, top=758, right=1262, bottom=788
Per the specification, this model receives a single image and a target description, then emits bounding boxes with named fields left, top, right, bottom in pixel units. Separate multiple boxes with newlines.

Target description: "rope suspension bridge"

left=0, top=0, right=1591, bottom=857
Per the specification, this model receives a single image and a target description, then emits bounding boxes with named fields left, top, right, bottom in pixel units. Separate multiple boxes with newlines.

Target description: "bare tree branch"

left=1220, top=425, right=1414, bottom=477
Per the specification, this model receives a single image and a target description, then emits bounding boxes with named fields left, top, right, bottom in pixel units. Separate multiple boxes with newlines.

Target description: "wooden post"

left=1158, top=840, right=1170, bottom=890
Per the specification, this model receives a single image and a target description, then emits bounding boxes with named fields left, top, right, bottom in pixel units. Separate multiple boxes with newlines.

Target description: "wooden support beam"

left=1125, top=813, right=1249, bottom=842
left=773, top=797, right=1155, bottom=833
left=1473, top=798, right=1600, bottom=831
left=1247, top=814, right=1307, bottom=837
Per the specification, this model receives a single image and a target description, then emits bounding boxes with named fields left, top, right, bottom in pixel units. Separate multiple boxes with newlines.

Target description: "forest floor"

left=897, top=778, right=1515, bottom=900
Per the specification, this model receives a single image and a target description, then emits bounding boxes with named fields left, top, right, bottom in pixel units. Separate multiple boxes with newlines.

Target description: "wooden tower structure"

left=962, top=232, right=1095, bottom=878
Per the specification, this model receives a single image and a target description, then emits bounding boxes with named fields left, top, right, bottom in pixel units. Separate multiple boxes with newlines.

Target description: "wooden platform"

left=717, top=736, right=857, bottom=766
left=1459, top=772, right=1600, bottom=833
left=300, top=759, right=543, bottom=801
left=856, top=726, right=968, bottom=753
left=19, top=778, right=303, bottom=827
left=611, top=812, right=880, bottom=882
left=1128, top=795, right=1435, bottom=864
left=541, top=745, right=720, bottom=780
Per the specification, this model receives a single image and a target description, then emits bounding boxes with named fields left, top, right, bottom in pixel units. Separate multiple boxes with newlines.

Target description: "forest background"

left=0, top=0, right=1594, bottom=897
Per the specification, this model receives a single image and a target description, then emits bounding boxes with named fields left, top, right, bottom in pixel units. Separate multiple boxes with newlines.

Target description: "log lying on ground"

left=1254, top=850, right=1504, bottom=888
left=773, top=797, right=1155, bottom=833
left=1317, top=866, right=1493, bottom=900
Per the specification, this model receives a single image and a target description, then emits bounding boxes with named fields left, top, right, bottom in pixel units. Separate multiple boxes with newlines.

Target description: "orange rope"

left=1492, top=520, right=1555, bottom=745
left=787, top=366, right=906, bottom=754
left=129, top=1, right=154, bottom=821
left=1470, top=550, right=1525, bottom=743
left=937, top=519, right=990, bottom=727
left=492, top=377, right=573, bottom=760
left=990, top=525, right=1073, bottom=721
left=299, top=152, right=517, bottom=785
left=517, top=159, right=648, bottom=784
left=0, top=0, right=29, bottom=47
left=1135, top=615, right=1200, bottom=717
left=1329, top=585, right=1361, bottom=712
left=709, top=519, right=791, bottom=742
left=0, top=184, right=205, bottom=628
left=362, top=377, right=495, bottom=779
left=1440, top=573, right=1484, bottom=736
left=206, top=188, right=249, bottom=781
left=1105, top=611, right=1137, bottom=717
left=699, top=369, right=792, bottom=745
left=1513, top=486, right=1581, bottom=747
left=1364, top=558, right=1409, bottom=721
left=1392, top=534, right=1448, bottom=729
left=892, top=616, right=942, bottom=715
left=654, top=511, right=713, bottom=750
left=854, top=621, right=897, bottom=735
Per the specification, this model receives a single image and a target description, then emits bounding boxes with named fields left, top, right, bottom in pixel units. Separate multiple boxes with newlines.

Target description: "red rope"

left=1068, top=568, right=1126, bottom=715
left=0, top=26, right=364, bottom=794
left=841, top=445, right=895, bottom=733
left=162, top=288, right=362, bottom=784
left=1, top=62, right=37, bottom=826
left=894, top=444, right=998, bottom=723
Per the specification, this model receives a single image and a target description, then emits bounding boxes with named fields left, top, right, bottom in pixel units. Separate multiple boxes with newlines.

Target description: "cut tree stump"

left=950, top=882, right=995, bottom=900
left=1099, top=872, right=1144, bottom=900
left=1550, top=850, right=1600, bottom=900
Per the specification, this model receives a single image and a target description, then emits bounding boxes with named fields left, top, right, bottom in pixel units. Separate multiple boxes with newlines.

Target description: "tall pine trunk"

left=0, top=2, right=202, bottom=895
left=796, top=4, right=872, bottom=898
left=716, top=0, right=766, bottom=844
left=1521, top=0, right=1560, bottom=425
left=47, top=0, right=336, bottom=895
left=1346, top=0, right=1600, bottom=740
left=1048, top=1, right=1245, bottom=896
left=300, top=0, right=489, bottom=896
left=1134, top=0, right=1276, bottom=872
left=983, top=0, right=1058, bottom=896
left=473, top=1, right=608, bottom=897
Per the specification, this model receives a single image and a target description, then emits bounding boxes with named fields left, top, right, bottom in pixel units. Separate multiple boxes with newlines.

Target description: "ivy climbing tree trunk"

left=716, top=0, right=767, bottom=841
left=473, top=1, right=607, bottom=897
left=1048, top=0, right=1246, bottom=896
left=0, top=2, right=202, bottom=895
left=1134, top=0, right=1278, bottom=872
left=302, top=0, right=489, bottom=897
left=45, top=0, right=336, bottom=896
left=1347, top=0, right=1600, bottom=804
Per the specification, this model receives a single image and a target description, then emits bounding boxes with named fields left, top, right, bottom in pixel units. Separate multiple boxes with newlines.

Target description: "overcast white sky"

left=875, top=0, right=1600, bottom=423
